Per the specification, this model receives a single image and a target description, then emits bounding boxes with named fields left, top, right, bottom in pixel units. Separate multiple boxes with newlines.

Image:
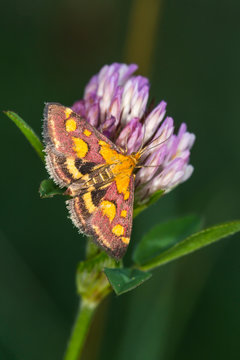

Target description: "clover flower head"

left=72, top=63, right=195, bottom=203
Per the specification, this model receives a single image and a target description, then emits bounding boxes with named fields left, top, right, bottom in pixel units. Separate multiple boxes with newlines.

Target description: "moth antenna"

left=135, top=164, right=161, bottom=169
left=137, top=122, right=146, bottom=153
left=123, top=128, right=131, bottom=154
left=139, top=133, right=171, bottom=156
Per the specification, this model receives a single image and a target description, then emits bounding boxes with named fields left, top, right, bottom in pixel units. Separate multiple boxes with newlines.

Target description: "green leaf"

left=39, top=179, right=66, bottom=198
left=104, top=268, right=152, bottom=295
left=4, top=110, right=44, bottom=162
left=133, top=189, right=164, bottom=218
left=139, top=220, right=240, bottom=271
left=133, top=215, right=203, bottom=265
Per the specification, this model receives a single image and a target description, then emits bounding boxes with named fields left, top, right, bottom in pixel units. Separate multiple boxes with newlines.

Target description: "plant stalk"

left=64, top=298, right=97, bottom=360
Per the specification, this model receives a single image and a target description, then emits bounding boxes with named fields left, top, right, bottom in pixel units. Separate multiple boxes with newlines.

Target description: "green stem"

left=64, top=299, right=97, bottom=360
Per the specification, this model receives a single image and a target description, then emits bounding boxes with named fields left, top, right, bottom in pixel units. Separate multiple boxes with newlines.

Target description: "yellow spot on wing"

left=66, top=157, right=82, bottom=179
left=65, top=108, right=73, bottom=118
left=72, top=137, right=88, bottom=158
left=121, top=210, right=127, bottom=218
left=122, top=237, right=130, bottom=244
left=124, top=191, right=130, bottom=200
left=84, top=129, right=91, bottom=136
left=112, top=224, right=124, bottom=236
left=100, top=201, right=116, bottom=223
left=116, top=176, right=131, bottom=197
left=83, top=192, right=96, bottom=214
left=66, top=118, right=77, bottom=132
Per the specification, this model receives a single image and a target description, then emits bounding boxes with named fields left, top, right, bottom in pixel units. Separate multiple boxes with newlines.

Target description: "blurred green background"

left=1, top=0, right=240, bottom=359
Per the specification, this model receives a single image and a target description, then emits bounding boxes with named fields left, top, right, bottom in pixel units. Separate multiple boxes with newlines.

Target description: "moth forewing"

left=44, top=103, right=138, bottom=259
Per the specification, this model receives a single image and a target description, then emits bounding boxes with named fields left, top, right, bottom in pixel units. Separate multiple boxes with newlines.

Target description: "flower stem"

left=64, top=299, right=97, bottom=360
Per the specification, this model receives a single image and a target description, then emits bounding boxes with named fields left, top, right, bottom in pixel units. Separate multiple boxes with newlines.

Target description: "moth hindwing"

left=43, top=103, right=139, bottom=259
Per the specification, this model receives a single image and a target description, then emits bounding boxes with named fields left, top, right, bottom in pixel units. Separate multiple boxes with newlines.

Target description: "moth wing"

left=43, top=102, right=120, bottom=187
left=67, top=176, right=134, bottom=259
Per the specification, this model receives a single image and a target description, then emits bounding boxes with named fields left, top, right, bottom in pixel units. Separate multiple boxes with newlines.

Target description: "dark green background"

left=1, top=0, right=240, bottom=359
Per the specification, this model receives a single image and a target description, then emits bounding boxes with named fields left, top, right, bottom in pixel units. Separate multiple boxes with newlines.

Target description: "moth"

left=43, top=103, right=145, bottom=259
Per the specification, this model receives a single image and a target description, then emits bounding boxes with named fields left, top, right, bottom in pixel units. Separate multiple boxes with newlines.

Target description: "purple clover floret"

left=116, top=117, right=143, bottom=154
left=72, top=63, right=195, bottom=203
left=135, top=145, right=167, bottom=186
left=121, top=77, right=149, bottom=125
left=143, top=100, right=167, bottom=143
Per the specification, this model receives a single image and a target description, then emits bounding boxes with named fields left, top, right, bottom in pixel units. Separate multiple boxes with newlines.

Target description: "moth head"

left=130, top=152, right=141, bottom=165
